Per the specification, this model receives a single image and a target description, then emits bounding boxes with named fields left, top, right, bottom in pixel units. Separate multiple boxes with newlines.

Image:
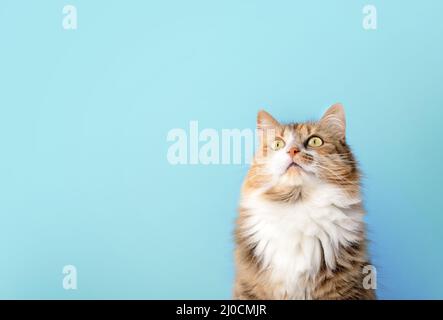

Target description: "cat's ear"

left=257, top=110, right=280, bottom=130
left=319, top=103, right=346, bottom=141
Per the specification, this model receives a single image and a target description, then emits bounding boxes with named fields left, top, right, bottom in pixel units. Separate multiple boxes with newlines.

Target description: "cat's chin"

left=285, top=162, right=308, bottom=175
left=279, top=165, right=304, bottom=186
left=287, top=163, right=301, bottom=171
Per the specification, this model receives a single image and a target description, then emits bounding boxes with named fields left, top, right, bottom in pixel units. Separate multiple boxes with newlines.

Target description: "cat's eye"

left=307, top=136, right=323, bottom=147
left=271, top=139, right=285, bottom=150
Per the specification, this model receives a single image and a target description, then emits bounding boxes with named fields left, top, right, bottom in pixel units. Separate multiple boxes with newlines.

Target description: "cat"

left=234, top=103, right=375, bottom=300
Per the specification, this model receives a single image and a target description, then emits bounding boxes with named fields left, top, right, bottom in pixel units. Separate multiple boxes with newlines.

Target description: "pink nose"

left=287, top=147, right=299, bottom=157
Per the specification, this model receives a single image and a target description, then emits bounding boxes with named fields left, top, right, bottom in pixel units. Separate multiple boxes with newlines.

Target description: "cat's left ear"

left=319, top=103, right=346, bottom=141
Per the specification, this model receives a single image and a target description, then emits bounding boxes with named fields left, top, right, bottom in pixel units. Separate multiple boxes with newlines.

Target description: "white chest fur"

left=240, top=183, right=363, bottom=299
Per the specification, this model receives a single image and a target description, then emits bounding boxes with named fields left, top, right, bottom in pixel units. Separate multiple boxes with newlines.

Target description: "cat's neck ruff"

left=240, top=176, right=364, bottom=299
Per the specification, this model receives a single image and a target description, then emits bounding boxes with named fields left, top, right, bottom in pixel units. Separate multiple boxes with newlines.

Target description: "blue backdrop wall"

left=0, top=0, right=442, bottom=299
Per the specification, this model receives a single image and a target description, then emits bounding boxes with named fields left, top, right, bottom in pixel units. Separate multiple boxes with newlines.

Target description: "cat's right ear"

left=257, top=110, right=279, bottom=130
left=257, top=110, right=279, bottom=156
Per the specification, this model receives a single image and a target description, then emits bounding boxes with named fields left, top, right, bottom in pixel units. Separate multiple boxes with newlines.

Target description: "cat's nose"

left=287, top=147, right=299, bottom=157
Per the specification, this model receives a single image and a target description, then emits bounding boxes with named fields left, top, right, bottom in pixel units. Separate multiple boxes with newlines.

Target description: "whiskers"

left=308, top=153, right=362, bottom=198
left=312, top=162, right=360, bottom=186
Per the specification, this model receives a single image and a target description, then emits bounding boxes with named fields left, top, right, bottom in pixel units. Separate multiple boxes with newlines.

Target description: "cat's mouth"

left=286, top=162, right=303, bottom=172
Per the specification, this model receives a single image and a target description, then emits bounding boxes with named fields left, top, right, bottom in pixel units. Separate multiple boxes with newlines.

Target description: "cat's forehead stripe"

left=282, top=123, right=315, bottom=139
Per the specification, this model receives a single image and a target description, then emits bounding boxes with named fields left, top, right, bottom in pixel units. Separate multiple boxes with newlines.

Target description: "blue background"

left=0, top=0, right=442, bottom=299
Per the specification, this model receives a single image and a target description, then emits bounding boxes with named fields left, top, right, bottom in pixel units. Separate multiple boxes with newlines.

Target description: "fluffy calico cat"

left=234, top=103, right=375, bottom=300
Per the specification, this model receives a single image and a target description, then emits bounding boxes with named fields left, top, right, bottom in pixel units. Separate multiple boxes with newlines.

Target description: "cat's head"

left=248, top=103, right=359, bottom=198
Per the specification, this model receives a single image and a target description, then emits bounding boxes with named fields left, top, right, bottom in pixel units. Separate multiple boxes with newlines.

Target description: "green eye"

left=271, top=139, right=285, bottom=150
left=308, top=136, right=323, bottom=147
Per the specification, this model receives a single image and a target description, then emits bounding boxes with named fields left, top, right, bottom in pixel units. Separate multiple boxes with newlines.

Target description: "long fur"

left=234, top=104, right=375, bottom=300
